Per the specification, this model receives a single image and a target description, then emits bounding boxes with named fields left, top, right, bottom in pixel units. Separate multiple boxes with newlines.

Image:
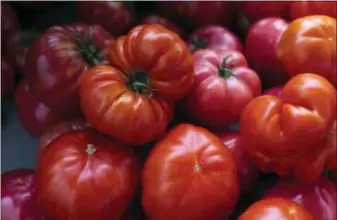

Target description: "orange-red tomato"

left=240, top=73, right=336, bottom=181
left=277, top=15, right=336, bottom=86
left=142, top=123, right=239, bottom=220
left=238, top=198, right=314, bottom=220
left=290, top=1, right=336, bottom=20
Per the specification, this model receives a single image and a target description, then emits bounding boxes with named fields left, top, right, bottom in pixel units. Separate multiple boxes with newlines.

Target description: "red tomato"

left=1, top=58, right=16, bottom=98
left=277, top=15, right=336, bottom=87
left=26, top=23, right=114, bottom=117
left=215, top=131, right=258, bottom=193
left=187, top=25, right=243, bottom=53
left=15, top=78, right=59, bottom=136
left=262, top=85, right=283, bottom=98
left=245, top=17, right=289, bottom=89
left=240, top=73, right=336, bottom=181
left=238, top=198, right=314, bottom=220
left=142, top=123, right=239, bottom=220
left=290, top=1, right=336, bottom=20
left=263, top=177, right=336, bottom=220
left=76, top=1, right=134, bottom=36
left=142, top=15, right=185, bottom=38
left=185, top=49, right=261, bottom=129
left=37, top=130, right=140, bottom=220
left=1, top=169, right=46, bottom=220
left=1, top=3, right=19, bottom=46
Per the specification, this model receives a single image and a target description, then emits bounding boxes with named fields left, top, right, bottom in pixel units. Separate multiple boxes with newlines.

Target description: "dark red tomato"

left=215, top=131, right=258, bottom=193
left=187, top=25, right=243, bottom=53
left=290, top=1, right=336, bottom=20
left=1, top=169, right=46, bottom=220
left=245, top=17, right=289, bottom=89
left=15, top=78, right=59, bottom=136
left=37, top=130, right=140, bottom=220
left=263, top=177, right=336, bottom=220
left=25, top=23, right=114, bottom=117
left=1, top=58, right=16, bottom=98
left=4, top=30, right=39, bottom=74
left=142, top=15, right=185, bottom=38
left=76, top=1, right=134, bottom=36
left=262, top=85, right=283, bottom=98
left=1, top=3, right=19, bottom=46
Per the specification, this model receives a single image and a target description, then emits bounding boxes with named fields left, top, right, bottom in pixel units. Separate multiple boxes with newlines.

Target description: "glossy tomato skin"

left=142, top=15, right=185, bottom=38
left=1, top=3, right=19, bottom=46
left=142, top=123, right=239, bottom=220
left=290, top=1, right=336, bottom=20
left=76, top=1, right=134, bottom=36
left=238, top=198, right=314, bottom=220
left=245, top=17, right=289, bottom=89
left=277, top=15, right=336, bottom=87
left=37, top=130, right=140, bottom=220
left=240, top=73, right=336, bottom=181
left=1, top=169, right=46, bottom=220
left=187, top=25, right=243, bottom=53
left=1, top=58, right=16, bottom=98
left=185, top=49, right=261, bottom=129
left=262, top=85, right=283, bottom=98
left=26, top=23, right=114, bottom=116
left=263, top=177, right=337, bottom=220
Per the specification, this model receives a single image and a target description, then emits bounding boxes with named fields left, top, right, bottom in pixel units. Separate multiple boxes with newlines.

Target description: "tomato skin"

left=263, top=177, right=336, bottom=220
left=1, top=3, right=19, bottom=46
left=187, top=25, right=243, bottom=53
left=1, top=58, right=16, bottom=98
left=277, top=15, right=336, bottom=87
left=142, top=123, right=239, bottom=220
left=238, top=198, right=314, bottom=220
left=185, top=49, right=261, bottom=129
left=262, top=85, right=283, bottom=98
left=142, top=15, right=185, bottom=38
left=1, top=169, right=46, bottom=220
left=240, top=73, right=336, bottom=181
left=290, top=1, right=336, bottom=20
left=245, top=17, right=289, bottom=89
left=26, top=23, right=114, bottom=116
left=37, top=130, right=140, bottom=220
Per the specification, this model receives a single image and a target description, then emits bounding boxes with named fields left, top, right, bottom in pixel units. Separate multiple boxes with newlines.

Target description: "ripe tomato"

left=290, top=1, right=336, bottom=20
left=1, top=169, right=46, bottom=220
left=1, top=58, right=16, bottom=98
left=142, top=15, right=185, bottom=38
left=37, top=130, right=140, bottom=220
left=142, top=123, right=239, bottom=220
left=1, top=3, right=19, bottom=46
left=238, top=198, right=314, bottom=220
left=240, top=73, right=336, bottom=181
left=185, top=49, right=261, bottom=129
left=26, top=23, right=114, bottom=117
left=187, top=25, right=243, bottom=53
left=76, top=1, right=134, bottom=36
left=263, top=177, right=336, bottom=220
left=277, top=15, right=336, bottom=87
left=262, top=85, right=283, bottom=98
left=245, top=17, right=289, bottom=89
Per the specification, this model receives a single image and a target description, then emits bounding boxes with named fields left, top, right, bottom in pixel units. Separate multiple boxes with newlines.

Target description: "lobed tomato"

left=1, top=3, right=19, bottom=46
left=142, top=123, right=239, bottom=220
left=290, top=1, right=336, bottom=20
left=262, top=85, right=283, bottom=98
left=142, top=15, right=185, bottom=38
left=1, top=58, right=16, bottom=98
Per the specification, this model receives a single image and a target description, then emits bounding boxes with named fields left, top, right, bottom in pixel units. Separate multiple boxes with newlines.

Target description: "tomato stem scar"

left=86, top=144, right=97, bottom=156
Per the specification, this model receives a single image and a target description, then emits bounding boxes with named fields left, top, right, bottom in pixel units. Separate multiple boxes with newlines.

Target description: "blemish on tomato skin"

left=194, top=164, right=201, bottom=173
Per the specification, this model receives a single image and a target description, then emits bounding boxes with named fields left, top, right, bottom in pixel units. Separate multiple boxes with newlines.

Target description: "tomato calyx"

left=127, top=69, right=152, bottom=95
left=86, top=144, right=97, bottom=156
left=191, top=36, right=207, bottom=51
left=74, top=30, right=101, bottom=67
left=218, top=56, right=233, bottom=78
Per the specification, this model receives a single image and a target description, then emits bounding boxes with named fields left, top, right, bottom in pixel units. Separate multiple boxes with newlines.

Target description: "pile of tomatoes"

left=1, top=2, right=336, bottom=220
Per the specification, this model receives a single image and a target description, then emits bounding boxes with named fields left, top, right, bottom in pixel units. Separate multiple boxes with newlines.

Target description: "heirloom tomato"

left=25, top=23, right=114, bottom=117
left=142, top=123, right=239, bottom=220
left=185, top=49, right=261, bottom=129
left=79, top=24, right=193, bottom=145
left=37, top=130, right=139, bottom=220
left=262, top=85, right=283, bottom=98
left=1, top=3, right=19, bottom=46
left=277, top=15, right=336, bottom=87
left=290, top=1, right=336, bottom=20
left=1, top=58, right=16, bottom=98
left=263, top=177, right=336, bottom=220
left=1, top=169, right=46, bottom=220
left=240, top=73, right=336, bottom=181
left=142, top=15, right=185, bottom=38
left=238, top=198, right=313, bottom=220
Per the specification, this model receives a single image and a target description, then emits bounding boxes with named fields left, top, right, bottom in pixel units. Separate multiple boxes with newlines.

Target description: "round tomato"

left=1, top=58, right=16, bottom=98
left=142, top=123, right=239, bottom=220
left=238, top=198, right=314, bottom=220
left=262, top=85, right=283, bottom=98
left=1, top=3, right=19, bottom=46
left=37, top=130, right=140, bottom=220
left=245, top=17, right=289, bottom=89
left=25, top=23, right=114, bottom=117
left=290, top=1, right=336, bottom=20
left=142, top=15, right=185, bottom=38
left=240, top=73, right=336, bottom=181
left=79, top=24, right=194, bottom=145
left=263, top=177, right=336, bottom=220
left=185, top=49, right=261, bottom=129
left=277, top=15, right=336, bottom=87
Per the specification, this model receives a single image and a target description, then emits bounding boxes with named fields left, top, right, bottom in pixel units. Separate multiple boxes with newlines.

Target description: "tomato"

left=245, top=18, right=289, bottom=89
left=277, top=15, right=336, bottom=87
left=215, top=131, right=258, bottom=193
left=142, top=15, right=185, bottom=38
left=1, top=169, right=46, bottom=220
left=37, top=130, right=140, bottom=220
left=290, top=1, right=336, bottom=20
left=76, top=1, right=134, bottom=36
left=262, top=85, right=283, bottom=98
left=187, top=25, right=243, bottom=53
left=184, top=49, right=261, bottom=129
left=238, top=198, right=314, bottom=220
left=263, top=177, right=336, bottom=220
left=26, top=23, right=114, bottom=117
left=1, top=58, right=16, bottom=98
left=1, top=3, right=19, bottom=46
left=79, top=24, right=193, bottom=145
left=142, top=123, right=239, bottom=220
left=240, top=73, right=336, bottom=181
